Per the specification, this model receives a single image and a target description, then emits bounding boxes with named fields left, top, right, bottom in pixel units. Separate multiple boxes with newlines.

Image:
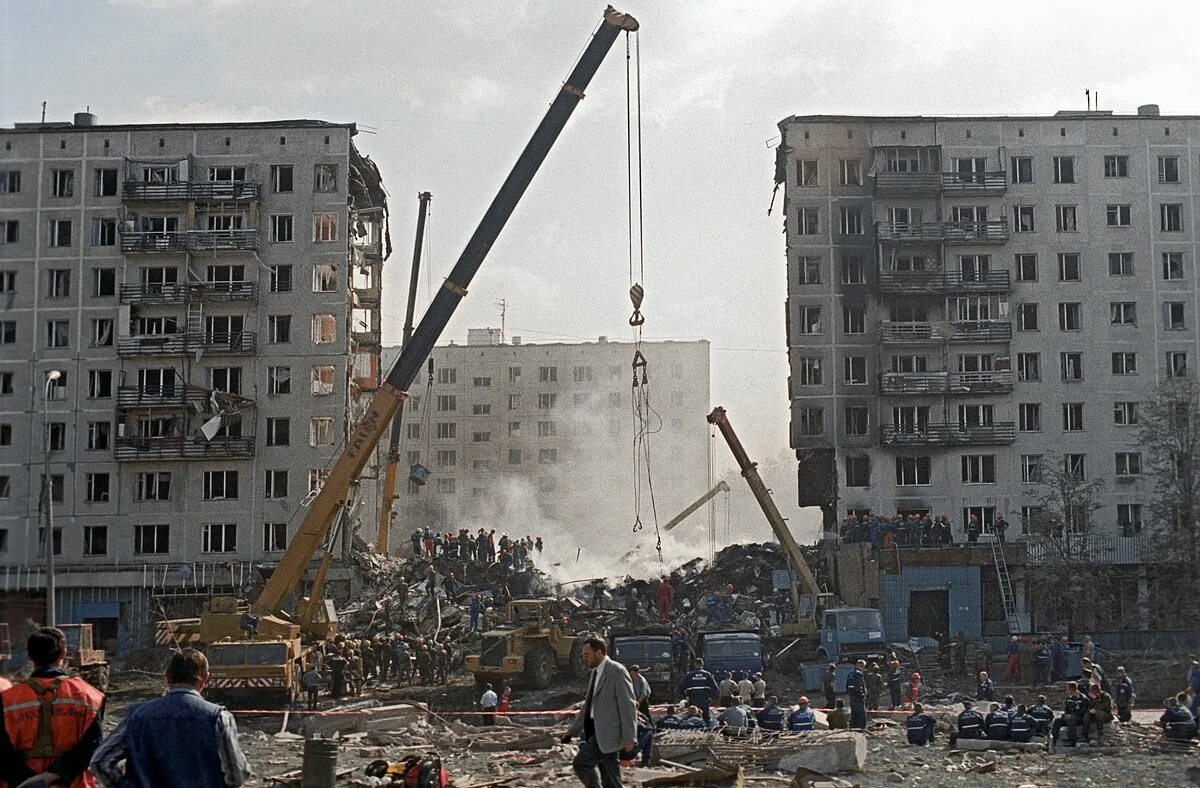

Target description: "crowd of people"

left=840, top=512, right=1011, bottom=547
left=410, top=527, right=543, bottom=570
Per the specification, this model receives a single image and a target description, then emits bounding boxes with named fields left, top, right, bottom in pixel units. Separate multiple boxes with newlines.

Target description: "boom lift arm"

left=253, top=6, right=640, bottom=617
left=663, top=481, right=729, bottom=532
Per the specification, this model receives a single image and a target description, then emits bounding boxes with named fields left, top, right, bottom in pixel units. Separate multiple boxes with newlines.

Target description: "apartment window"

left=796, top=306, right=821, bottom=334
left=313, top=214, right=337, bottom=241
left=208, top=166, right=245, bottom=182
left=472, top=431, right=491, bottom=444
left=435, top=478, right=456, bottom=494
left=508, top=421, right=522, bottom=437
left=1164, top=301, right=1187, bottom=330
left=45, top=371, right=66, bottom=398
left=843, top=356, right=867, bottom=384
left=1062, top=402, right=1084, bottom=432
left=1117, top=504, right=1143, bottom=536
left=314, top=163, right=338, bottom=192
left=268, top=366, right=291, bottom=395
left=312, top=314, right=337, bottom=343
left=87, top=369, right=112, bottom=399
left=135, top=524, right=169, bottom=555
left=839, top=207, right=863, bottom=235
left=1116, top=452, right=1142, bottom=477
left=845, top=456, right=870, bottom=487
left=264, top=469, right=289, bottom=499
left=798, top=407, right=823, bottom=436
left=1114, top=402, right=1139, bottom=426
left=508, top=366, right=522, bottom=383
left=0, top=170, right=21, bottom=193
left=507, top=448, right=522, bottom=466
left=796, top=256, right=821, bottom=285
left=311, top=365, right=335, bottom=395
left=207, top=367, right=242, bottom=395
left=93, top=218, right=116, bottom=246
left=508, top=393, right=520, bottom=410
left=1021, top=454, right=1042, bottom=484
left=570, top=366, right=593, bottom=383
left=263, top=523, right=287, bottom=552
left=1103, top=155, right=1129, bottom=178
left=312, top=264, right=338, bottom=292
left=86, top=422, right=110, bottom=451
left=1018, top=403, right=1041, bottom=431
left=1012, top=254, right=1037, bottom=283
left=438, top=367, right=458, bottom=385
left=1111, top=351, right=1138, bottom=375
left=1010, top=156, right=1032, bottom=183
left=46, top=320, right=70, bottom=348
left=0, top=222, right=15, bottom=244
left=308, top=469, right=330, bottom=494
left=1058, top=302, right=1082, bottom=331
left=1168, top=351, right=1189, bottom=377
left=538, top=448, right=558, bottom=465
left=796, top=207, right=819, bottom=235
left=202, top=470, right=239, bottom=500
left=436, top=394, right=456, bottom=412
left=1013, top=205, right=1035, bottom=233
left=0, top=425, right=11, bottom=447
left=537, top=366, right=557, bottom=383
left=52, top=169, right=74, bottom=197
left=1064, top=453, right=1086, bottom=480
left=48, top=269, right=70, bottom=298
left=201, top=523, right=237, bottom=553
left=265, top=418, right=291, bottom=450
left=133, top=471, right=170, bottom=502
left=267, top=315, right=291, bottom=344
left=961, top=455, right=996, bottom=484
left=1161, top=203, right=1183, bottom=232
left=0, top=478, right=9, bottom=501
left=1106, top=204, right=1132, bottom=227
left=310, top=417, right=334, bottom=446
left=92, top=267, right=115, bottom=296
left=1016, top=303, right=1039, bottom=331
left=472, top=403, right=492, bottom=415
left=270, top=214, right=294, bottom=242
left=49, top=220, right=71, bottom=247
left=436, top=449, right=457, bottom=467
left=1109, top=252, right=1134, bottom=276
left=1163, top=252, right=1185, bottom=281
left=895, top=456, right=931, bottom=486
left=797, top=357, right=823, bottom=385
left=1158, top=155, right=1180, bottom=183
left=1055, top=205, right=1078, bottom=232
left=839, top=159, right=861, bottom=186
left=796, top=160, right=818, bottom=186
left=269, top=264, right=293, bottom=292
left=1053, top=156, right=1075, bottom=183
left=1061, top=352, right=1083, bottom=381
left=1110, top=303, right=1137, bottom=326
left=538, top=393, right=557, bottom=409
left=840, top=256, right=865, bottom=285
left=270, top=164, right=294, bottom=193
left=842, top=305, right=865, bottom=334
left=436, top=422, right=457, bottom=439
left=83, top=526, right=108, bottom=556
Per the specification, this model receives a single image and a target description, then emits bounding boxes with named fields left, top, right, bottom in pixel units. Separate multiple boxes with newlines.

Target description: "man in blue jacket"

left=677, top=658, right=719, bottom=723
left=905, top=702, right=936, bottom=745
left=845, top=659, right=867, bottom=730
left=1008, top=704, right=1035, bottom=743
left=952, top=700, right=985, bottom=745
left=787, top=696, right=816, bottom=732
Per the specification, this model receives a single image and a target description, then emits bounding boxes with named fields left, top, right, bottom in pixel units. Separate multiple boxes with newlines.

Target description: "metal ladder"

left=186, top=301, right=203, bottom=335
left=990, top=538, right=1021, bottom=633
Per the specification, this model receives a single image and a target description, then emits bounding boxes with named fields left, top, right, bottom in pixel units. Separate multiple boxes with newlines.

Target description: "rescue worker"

left=977, top=670, right=995, bottom=702
left=1161, top=694, right=1198, bottom=741
left=905, top=702, right=936, bottom=746
left=1008, top=704, right=1035, bottom=743
left=327, top=651, right=347, bottom=698
left=1115, top=666, right=1135, bottom=723
left=361, top=640, right=376, bottom=682
left=717, top=672, right=737, bottom=708
left=415, top=646, right=432, bottom=686
left=1081, top=656, right=1109, bottom=694
left=624, top=591, right=638, bottom=629
left=629, top=667, right=651, bottom=718
left=677, top=659, right=719, bottom=723
left=0, top=627, right=105, bottom=788
left=886, top=659, right=903, bottom=710
left=656, top=578, right=674, bottom=624
left=1085, top=684, right=1113, bottom=743
left=756, top=695, right=786, bottom=731
left=826, top=699, right=850, bottom=729
left=984, top=702, right=1010, bottom=740
left=1028, top=695, right=1055, bottom=737
left=786, top=697, right=816, bottom=732
left=865, top=662, right=883, bottom=711
left=436, top=648, right=450, bottom=685
left=716, top=693, right=756, bottom=736
left=302, top=665, right=323, bottom=711
left=469, top=595, right=483, bottom=631
left=905, top=671, right=921, bottom=708
left=751, top=673, right=767, bottom=709
left=349, top=648, right=364, bottom=696
left=822, top=663, right=838, bottom=710
left=1050, top=682, right=1089, bottom=750
left=393, top=636, right=411, bottom=685
left=736, top=672, right=754, bottom=704
left=846, top=659, right=867, bottom=730
left=953, top=699, right=985, bottom=745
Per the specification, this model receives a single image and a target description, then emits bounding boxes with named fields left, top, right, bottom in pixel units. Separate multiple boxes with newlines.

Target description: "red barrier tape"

left=227, top=704, right=919, bottom=717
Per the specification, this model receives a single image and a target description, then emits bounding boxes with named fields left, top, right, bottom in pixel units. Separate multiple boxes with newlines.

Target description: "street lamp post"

left=43, top=369, right=61, bottom=627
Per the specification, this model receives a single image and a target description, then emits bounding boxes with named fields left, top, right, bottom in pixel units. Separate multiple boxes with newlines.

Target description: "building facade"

left=377, top=332, right=711, bottom=555
left=0, top=116, right=386, bottom=652
left=779, top=107, right=1198, bottom=539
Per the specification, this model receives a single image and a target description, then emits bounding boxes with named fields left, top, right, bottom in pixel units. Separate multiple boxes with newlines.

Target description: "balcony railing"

left=873, top=172, right=943, bottom=195
left=875, top=220, right=1008, bottom=244
left=1025, top=535, right=1148, bottom=565
left=948, top=321, right=1012, bottom=342
left=119, top=281, right=258, bottom=304
left=942, top=171, right=1007, bottom=195
left=878, top=321, right=945, bottom=344
left=881, top=371, right=949, bottom=394
left=881, top=370, right=1013, bottom=395
left=950, top=370, right=1013, bottom=394
left=878, top=320, right=1012, bottom=343
left=123, top=181, right=260, bottom=202
left=121, top=230, right=259, bottom=254
left=881, top=421, right=1016, bottom=446
left=117, top=331, right=257, bottom=357
left=878, top=269, right=1011, bottom=294
left=114, top=436, right=255, bottom=461
left=116, top=384, right=214, bottom=409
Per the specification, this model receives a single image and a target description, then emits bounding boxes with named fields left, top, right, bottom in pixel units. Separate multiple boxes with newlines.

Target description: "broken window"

left=312, top=314, right=337, bottom=344
left=314, top=214, right=337, bottom=242
left=310, top=417, right=334, bottom=447
left=311, top=366, right=335, bottom=395
left=314, top=164, right=338, bottom=192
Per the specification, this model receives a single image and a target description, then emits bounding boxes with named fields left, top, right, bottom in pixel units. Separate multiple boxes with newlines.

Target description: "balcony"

left=116, top=384, right=214, bottom=409
left=123, top=180, right=260, bottom=202
left=942, top=171, right=1007, bottom=195
left=114, top=436, right=255, bottom=461
left=881, top=371, right=949, bottom=395
left=119, top=281, right=258, bottom=305
left=873, top=172, right=943, bottom=196
left=881, top=421, right=1016, bottom=447
left=878, top=269, right=1011, bottom=294
left=950, top=370, right=1013, bottom=394
left=879, top=322, right=945, bottom=344
left=121, top=230, right=259, bottom=254
left=881, top=370, right=1013, bottom=395
left=948, top=321, right=1012, bottom=342
left=875, top=220, right=1008, bottom=245
left=117, top=331, right=257, bottom=357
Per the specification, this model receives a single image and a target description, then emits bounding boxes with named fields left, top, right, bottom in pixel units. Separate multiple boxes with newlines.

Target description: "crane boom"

left=663, top=481, right=729, bottom=532
left=377, top=191, right=433, bottom=554
left=254, top=6, right=640, bottom=616
left=706, top=406, right=821, bottom=597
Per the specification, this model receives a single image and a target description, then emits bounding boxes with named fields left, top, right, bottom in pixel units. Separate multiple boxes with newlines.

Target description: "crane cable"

left=623, top=30, right=664, bottom=570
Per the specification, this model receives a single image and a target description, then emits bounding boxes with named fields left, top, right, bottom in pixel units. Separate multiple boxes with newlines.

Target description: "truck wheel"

left=524, top=648, right=554, bottom=690
left=82, top=664, right=110, bottom=693
left=569, top=638, right=589, bottom=679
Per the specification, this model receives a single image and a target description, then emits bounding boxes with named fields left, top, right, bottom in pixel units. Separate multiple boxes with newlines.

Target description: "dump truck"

left=463, top=599, right=591, bottom=689
left=204, top=637, right=306, bottom=706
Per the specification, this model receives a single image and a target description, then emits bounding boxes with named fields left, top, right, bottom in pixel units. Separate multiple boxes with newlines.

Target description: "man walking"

left=563, top=637, right=636, bottom=788
left=479, top=684, right=499, bottom=726
left=846, top=659, right=867, bottom=730
left=1, top=628, right=106, bottom=788
left=90, top=648, right=251, bottom=787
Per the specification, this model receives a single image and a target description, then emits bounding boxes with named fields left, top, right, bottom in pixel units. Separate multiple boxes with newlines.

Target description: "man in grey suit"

left=562, top=636, right=637, bottom=788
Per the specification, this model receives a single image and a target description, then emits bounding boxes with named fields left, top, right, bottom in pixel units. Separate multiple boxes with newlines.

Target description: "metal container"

left=300, top=737, right=338, bottom=788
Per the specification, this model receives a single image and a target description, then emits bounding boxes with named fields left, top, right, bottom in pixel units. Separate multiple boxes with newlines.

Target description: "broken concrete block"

left=774, top=732, right=867, bottom=775
left=953, top=739, right=1044, bottom=754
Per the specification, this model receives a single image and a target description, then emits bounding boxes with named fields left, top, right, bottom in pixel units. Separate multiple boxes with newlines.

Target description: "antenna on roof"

left=41, top=101, right=46, bottom=123
left=1085, top=89, right=1090, bottom=111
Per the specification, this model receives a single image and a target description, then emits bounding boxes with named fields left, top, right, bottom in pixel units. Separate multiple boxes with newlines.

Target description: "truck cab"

left=696, top=631, right=766, bottom=677
left=817, top=607, right=885, bottom=662
left=610, top=629, right=675, bottom=691
left=205, top=638, right=304, bottom=705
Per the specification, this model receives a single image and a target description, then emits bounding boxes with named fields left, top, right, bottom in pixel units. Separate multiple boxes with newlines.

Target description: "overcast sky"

left=4, top=0, right=1200, bottom=537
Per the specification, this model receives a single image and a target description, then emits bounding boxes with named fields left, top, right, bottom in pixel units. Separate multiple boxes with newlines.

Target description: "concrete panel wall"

left=880, top=564, right=981, bottom=641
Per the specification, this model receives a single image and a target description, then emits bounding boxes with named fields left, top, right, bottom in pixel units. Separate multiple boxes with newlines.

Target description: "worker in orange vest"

left=0, top=627, right=105, bottom=788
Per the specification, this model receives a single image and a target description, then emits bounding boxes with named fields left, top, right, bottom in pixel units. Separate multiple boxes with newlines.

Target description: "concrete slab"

left=773, top=732, right=866, bottom=774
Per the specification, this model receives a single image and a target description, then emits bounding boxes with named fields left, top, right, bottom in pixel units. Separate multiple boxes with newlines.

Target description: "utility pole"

left=43, top=370, right=62, bottom=626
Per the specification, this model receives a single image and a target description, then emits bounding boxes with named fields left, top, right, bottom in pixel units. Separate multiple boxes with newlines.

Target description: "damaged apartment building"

left=0, top=115, right=387, bottom=655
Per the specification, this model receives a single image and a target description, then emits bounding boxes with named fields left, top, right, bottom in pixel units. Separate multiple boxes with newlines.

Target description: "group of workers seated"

left=654, top=694, right=824, bottom=737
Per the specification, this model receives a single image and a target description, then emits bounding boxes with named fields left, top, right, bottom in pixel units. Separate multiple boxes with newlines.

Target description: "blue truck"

left=696, top=630, right=767, bottom=677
